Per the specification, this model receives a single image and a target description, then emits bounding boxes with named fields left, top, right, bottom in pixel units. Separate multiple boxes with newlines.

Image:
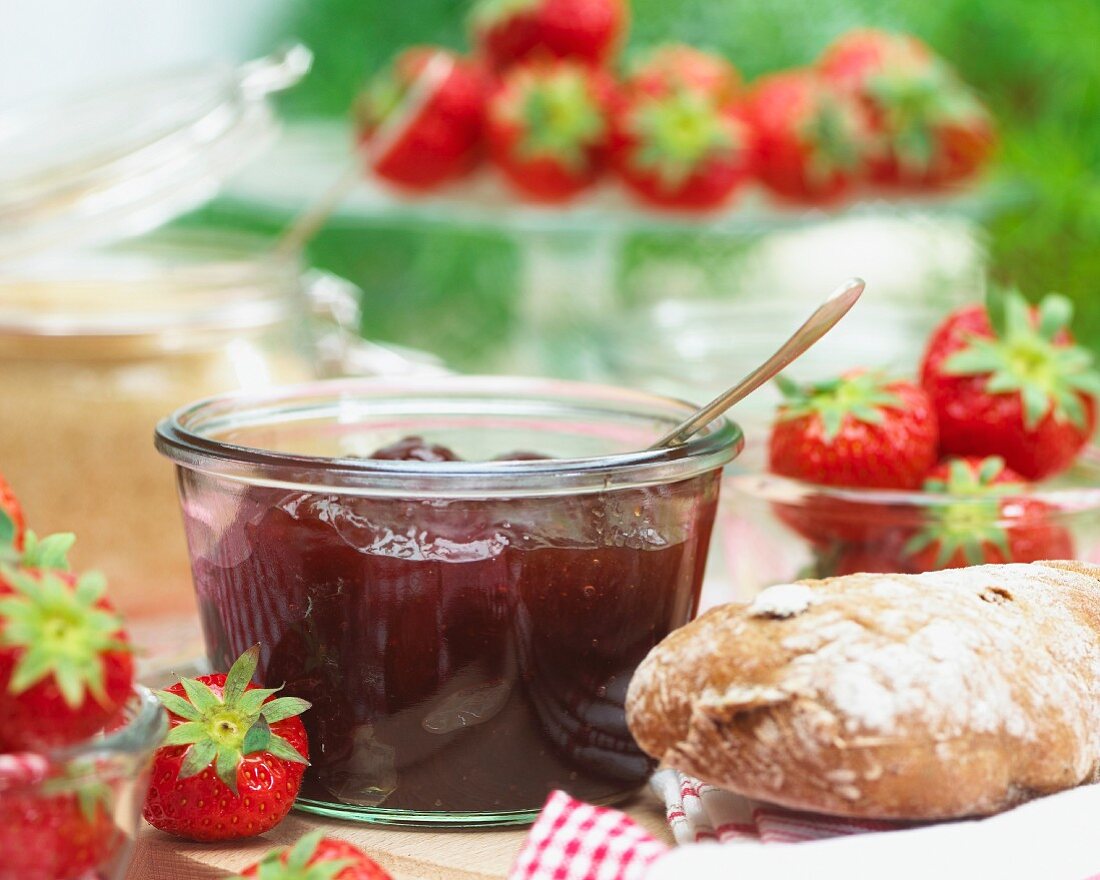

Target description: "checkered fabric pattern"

left=509, top=790, right=670, bottom=880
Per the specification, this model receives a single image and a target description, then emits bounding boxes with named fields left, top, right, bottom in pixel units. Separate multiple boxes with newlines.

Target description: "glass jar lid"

left=0, top=230, right=301, bottom=340
left=0, top=46, right=311, bottom=262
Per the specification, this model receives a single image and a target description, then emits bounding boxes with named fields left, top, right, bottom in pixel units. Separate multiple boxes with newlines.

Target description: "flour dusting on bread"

left=626, top=561, right=1100, bottom=820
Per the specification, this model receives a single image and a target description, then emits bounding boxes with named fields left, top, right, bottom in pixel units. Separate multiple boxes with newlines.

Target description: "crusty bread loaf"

left=626, top=561, right=1100, bottom=819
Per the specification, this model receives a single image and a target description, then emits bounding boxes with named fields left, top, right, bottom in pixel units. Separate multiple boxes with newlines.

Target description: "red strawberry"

left=818, top=28, right=996, bottom=188
left=356, top=47, right=489, bottom=192
left=924, top=455, right=1025, bottom=490
left=611, top=88, right=753, bottom=211
left=469, top=0, right=627, bottom=71
left=919, top=290, right=1100, bottom=480
left=769, top=372, right=940, bottom=490
left=905, top=455, right=1074, bottom=571
left=487, top=60, right=614, bottom=202
left=625, top=44, right=740, bottom=104
left=0, top=755, right=119, bottom=880
left=0, top=470, right=25, bottom=555
left=0, top=567, right=133, bottom=751
left=743, top=69, right=871, bottom=205
left=142, top=646, right=310, bottom=842
left=231, top=830, right=393, bottom=880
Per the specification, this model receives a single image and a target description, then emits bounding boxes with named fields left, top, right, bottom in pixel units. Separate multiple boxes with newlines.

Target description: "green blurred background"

left=198, top=0, right=1100, bottom=368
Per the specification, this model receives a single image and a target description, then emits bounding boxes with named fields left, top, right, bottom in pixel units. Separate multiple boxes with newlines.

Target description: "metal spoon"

left=649, top=277, right=865, bottom=449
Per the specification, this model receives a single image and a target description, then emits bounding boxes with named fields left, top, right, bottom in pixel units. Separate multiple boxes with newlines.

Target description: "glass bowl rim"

left=729, top=446, right=1100, bottom=513
left=154, top=375, right=744, bottom=498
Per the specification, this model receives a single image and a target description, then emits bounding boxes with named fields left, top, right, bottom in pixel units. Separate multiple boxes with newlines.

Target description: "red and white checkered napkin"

left=509, top=789, right=668, bottom=880
left=508, top=769, right=899, bottom=880
left=651, top=769, right=904, bottom=845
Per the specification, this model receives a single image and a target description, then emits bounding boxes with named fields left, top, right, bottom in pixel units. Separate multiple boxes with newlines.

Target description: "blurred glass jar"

left=719, top=448, right=1100, bottom=602
left=0, top=48, right=442, bottom=619
left=0, top=236, right=382, bottom=617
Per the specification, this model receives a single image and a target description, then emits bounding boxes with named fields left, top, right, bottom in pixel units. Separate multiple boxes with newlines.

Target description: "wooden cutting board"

left=127, top=792, right=672, bottom=879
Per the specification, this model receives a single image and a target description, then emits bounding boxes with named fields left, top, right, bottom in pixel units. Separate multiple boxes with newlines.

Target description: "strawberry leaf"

left=266, top=734, right=310, bottom=765
left=222, top=645, right=261, bottom=706
left=19, top=532, right=76, bottom=572
left=163, top=721, right=207, bottom=747
left=179, top=739, right=218, bottom=780
left=181, top=677, right=222, bottom=715
left=242, top=714, right=273, bottom=755
left=154, top=688, right=203, bottom=722
left=216, top=745, right=242, bottom=794
left=0, top=511, right=14, bottom=549
left=261, top=697, right=313, bottom=724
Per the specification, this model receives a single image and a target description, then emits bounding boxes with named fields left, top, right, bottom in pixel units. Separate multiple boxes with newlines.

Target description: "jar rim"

left=155, top=376, right=743, bottom=498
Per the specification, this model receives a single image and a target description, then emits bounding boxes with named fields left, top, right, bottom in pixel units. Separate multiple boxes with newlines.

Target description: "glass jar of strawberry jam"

left=156, top=376, right=741, bottom=826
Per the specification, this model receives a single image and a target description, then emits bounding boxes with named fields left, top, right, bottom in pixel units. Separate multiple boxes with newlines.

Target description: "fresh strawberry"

left=142, top=646, right=310, bottom=841
left=743, top=69, right=871, bottom=205
left=0, top=567, right=133, bottom=751
left=0, top=754, right=119, bottom=880
left=919, top=290, right=1100, bottom=480
left=625, top=44, right=740, bottom=104
left=487, top=60, right=614, bottom=202
left=0, top=470, right=25, bottom=555
left=769, top=372, right=940, bottom=490
left=356, top=47, right=489, bottom=192
left=924, top=455, right=1025, bottom=490
left=231, top=830, right=393, bottom=880
left=818, top=28, right=996, bottom=189
left=611, top=87, right=753, bottom=210
left=905, top=455, right=1074, bottom=571
left=469, top=0, right=627, bottom=71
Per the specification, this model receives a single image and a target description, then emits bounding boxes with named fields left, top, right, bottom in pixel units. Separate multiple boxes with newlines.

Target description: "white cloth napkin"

left=648, top=774, right=1100, bottom=880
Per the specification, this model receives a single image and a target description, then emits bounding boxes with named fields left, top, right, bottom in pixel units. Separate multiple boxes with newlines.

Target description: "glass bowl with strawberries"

left=0, top=685, right=168, bottom=880
left=721, top=289, right=1100, bottom=598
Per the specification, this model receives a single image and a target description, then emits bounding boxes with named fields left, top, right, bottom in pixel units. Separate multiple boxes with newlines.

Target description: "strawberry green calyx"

left=506, top=67, right=606, bottom=171
left=867, top=62, right=987, bottom=173
left=923, top=456, right=1021, bottom=495
left=799, top=91, right=865, bottom=183
left=944, top=290, right=1100, bottom=429
left=776, top=372, right=905, bottom=443
left=1, top=530, right=76, bottom=570
left=0, top=568, right=128, bottom=707
left=0, top=511, right=13, bottom=551
left=628, top=89, right=736, bottom=188
left=229, top=831, right=354, bottom=880
left=909, top=455, right=1022, bottom=566
left=154, top=646, right=310, bottom=795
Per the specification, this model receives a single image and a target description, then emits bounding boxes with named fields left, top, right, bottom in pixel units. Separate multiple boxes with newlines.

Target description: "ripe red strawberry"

left=924, top=455, right=1025, bottom=490
left=469, top=0, right=627, bottom=71
left=143, top=646, right=310, bottom=841
left=0, top=567, right=133, bottom=751
left=743, top=69, right=871, bottom=205
left=487, top=60, right=614, bottom=202
left=769, top=372, right=940, bottom=490
left=231, top=830, right=393, bottom=880
left=905, top=455, right=1074, bottom=571
left=818, top=28, right=996, bottom=189
left=611, top=88, right=753, bottom=211
left=919, top=290, right=1100, bottom=480
left=356, top=47, right=489, bottom=192
left=0, top=754, right=119, bottom=880
left=0, top=470, right=25, bottom=555
left=625, top=44, right=740, bottom=104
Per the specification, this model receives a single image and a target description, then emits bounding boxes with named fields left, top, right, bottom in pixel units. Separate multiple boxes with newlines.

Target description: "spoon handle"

left=649, top=277, right=865, bottom=450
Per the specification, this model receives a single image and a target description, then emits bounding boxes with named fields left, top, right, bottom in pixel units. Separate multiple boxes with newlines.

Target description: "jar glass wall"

left=155, top=376, right=741, bottom=825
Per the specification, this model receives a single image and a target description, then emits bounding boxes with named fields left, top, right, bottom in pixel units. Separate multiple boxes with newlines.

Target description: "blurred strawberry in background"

left=355, top=47, right=489, bottom=191
left=469, top=0, right=628, bottom=71
left=487, top=60, right=616, bottom=202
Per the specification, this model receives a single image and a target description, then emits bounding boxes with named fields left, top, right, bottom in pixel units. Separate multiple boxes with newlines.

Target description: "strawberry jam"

left=189, top=437, right=719, bottom=817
